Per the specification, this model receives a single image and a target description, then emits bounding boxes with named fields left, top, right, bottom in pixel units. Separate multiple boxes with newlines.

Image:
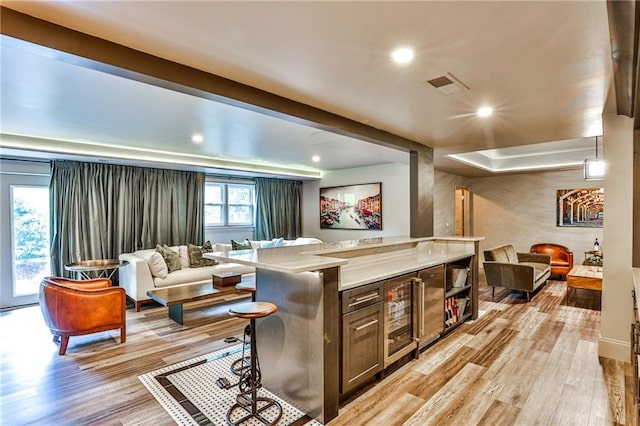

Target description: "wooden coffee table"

left=566, top=265, right=603, bottom=304
left=147, top=275, right=254, bottom=324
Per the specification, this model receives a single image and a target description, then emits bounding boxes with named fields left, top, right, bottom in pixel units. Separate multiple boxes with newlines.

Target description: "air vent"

left=425, top=73, right=469, bottom=95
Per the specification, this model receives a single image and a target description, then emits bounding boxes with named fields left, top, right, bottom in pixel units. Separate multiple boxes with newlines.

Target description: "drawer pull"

left=348, top=294, right=380, bottom=307
left=352, top=319, right=379, bottom=331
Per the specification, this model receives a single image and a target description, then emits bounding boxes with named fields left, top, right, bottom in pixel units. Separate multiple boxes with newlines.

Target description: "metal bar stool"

left=230, top=280, right=256, bottom=376
left=226, top=301, right=282, bottom=426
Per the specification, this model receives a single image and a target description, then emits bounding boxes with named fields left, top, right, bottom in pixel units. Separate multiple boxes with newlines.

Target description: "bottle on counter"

left=593, top=238, right=600, bottom=251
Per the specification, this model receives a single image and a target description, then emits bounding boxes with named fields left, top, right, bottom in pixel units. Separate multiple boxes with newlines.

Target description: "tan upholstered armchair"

left=529, top=243, right=574, bottom=278
left=483, top=244, right=551, bottom=302
left=39, top=277, right=126, bottom=355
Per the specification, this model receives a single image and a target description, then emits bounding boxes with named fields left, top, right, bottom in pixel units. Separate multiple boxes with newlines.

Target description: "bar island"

left=204, top=236, right=483, bottom=424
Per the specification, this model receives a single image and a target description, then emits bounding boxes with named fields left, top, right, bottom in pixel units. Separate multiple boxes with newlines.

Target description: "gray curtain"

left=255, top=177, right=301, bottom=240
left=50, top=161, right=204, bottom=276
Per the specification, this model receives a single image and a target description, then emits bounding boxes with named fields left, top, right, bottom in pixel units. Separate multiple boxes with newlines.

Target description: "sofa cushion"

left=291, top=237, right=323, bottom=246
left=519, top=262, right=551, bottom=280
left=143, top=251, right=169, bottom=278
left=152, top=262, right=255, bottom=288
left=503, top=245, right=518, bottom=263
left=156, top=244, right=182, bottom=273
left=178, top=245, right=189, bottom=268
left=485, top=245, right=518, bottom=263
left=188, top=241, right=218, bottom=268
left=252, top=237, right=285, bottom=249
left=231, top=239, right=252, bottom=250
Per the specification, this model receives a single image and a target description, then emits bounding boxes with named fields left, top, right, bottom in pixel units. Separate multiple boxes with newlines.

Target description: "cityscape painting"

left=320, top=182, right=382, bottom=230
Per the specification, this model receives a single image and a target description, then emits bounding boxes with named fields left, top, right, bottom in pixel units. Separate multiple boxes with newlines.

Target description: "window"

left=205, top=182, right=255, bottom=226
left=10, top=185, right=50, bottom=297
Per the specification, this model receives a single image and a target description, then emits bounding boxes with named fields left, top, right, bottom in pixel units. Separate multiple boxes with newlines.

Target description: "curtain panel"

left=50, top=161, right=204, bottom=276
left=255, top=177, right=302, bottom=240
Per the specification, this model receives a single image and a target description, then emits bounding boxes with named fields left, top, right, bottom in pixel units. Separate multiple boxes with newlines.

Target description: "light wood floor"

left=0, top=280, right=634, bottom=425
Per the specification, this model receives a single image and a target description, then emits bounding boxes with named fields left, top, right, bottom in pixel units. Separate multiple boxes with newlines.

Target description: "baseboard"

left=598, top=334, right=630, bottom=362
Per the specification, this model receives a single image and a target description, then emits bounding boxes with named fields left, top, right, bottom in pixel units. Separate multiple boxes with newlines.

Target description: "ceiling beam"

left=0, top=6, right=429, bottom=153
left=606, top=0, right=640, bottom=128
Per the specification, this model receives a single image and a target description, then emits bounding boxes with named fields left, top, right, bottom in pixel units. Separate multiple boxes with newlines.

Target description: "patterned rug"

left=139, top=342, right=320, bottom=425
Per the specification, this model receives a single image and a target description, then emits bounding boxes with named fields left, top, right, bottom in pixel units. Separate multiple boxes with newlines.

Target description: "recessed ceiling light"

left=191, top=133, right=204, bottom=144
left=391, top=47, right=415, bottom=65
left=477, top=106, right=493, bottom=117
left=312, top=155, right=321, bottom=163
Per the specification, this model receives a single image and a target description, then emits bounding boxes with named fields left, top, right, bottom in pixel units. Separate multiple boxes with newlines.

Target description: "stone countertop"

left=337, top=242, right=476, bottom=289
left=204, top=246, right=348, bottom=274
left=204, top=236, right=483, bottom=289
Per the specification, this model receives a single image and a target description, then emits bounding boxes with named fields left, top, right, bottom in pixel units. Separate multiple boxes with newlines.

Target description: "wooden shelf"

left=445, top=284, right=472, bottom=298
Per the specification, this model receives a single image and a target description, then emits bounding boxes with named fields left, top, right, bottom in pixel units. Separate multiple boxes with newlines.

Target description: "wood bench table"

left=147, top=275, right=254, bottom=324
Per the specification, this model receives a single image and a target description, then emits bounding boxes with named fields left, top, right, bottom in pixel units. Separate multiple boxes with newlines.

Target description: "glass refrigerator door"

left=386, top=279, right=414, bottom=357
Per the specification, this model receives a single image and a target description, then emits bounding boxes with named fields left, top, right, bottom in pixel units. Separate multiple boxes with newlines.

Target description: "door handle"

left=352, top=319, right=379, bottom=331
left=348, top=294, right=380, bottom=307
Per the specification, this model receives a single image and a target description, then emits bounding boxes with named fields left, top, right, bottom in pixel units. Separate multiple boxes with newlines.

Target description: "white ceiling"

left=0, top=1, right=614, bottom=178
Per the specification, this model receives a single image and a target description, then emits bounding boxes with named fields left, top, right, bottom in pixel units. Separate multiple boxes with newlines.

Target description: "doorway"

left=454, top=186, right=471, bottom=237
left=1, top=171, right=50, bottom=309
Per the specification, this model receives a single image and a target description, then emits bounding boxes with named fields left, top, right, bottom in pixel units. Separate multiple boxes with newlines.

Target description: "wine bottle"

left=593, top=238, right=600, bottom=251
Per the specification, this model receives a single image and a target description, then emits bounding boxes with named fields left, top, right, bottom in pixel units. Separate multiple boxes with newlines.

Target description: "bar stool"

left=226, top=301, right=282, bottom=426
left=230, top=280, right=256, bottom=375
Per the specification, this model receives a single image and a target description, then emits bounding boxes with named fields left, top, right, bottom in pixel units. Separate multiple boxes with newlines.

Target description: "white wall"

left=599, top=113, right=634, bottom=361
left=301, top=163, right=410, bottom=242
left=469, top=169, right=604, bottom=260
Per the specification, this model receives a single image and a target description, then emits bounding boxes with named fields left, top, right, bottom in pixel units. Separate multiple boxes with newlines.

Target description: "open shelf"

left=444, top=312, right=472, bottom=333
left=445, top=284, right=472, bottom=298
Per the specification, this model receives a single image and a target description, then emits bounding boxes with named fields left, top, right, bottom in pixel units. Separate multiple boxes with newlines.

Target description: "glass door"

left=384, top=275, right=417, bottom=367
left=1, top=170, right=50, bottom=308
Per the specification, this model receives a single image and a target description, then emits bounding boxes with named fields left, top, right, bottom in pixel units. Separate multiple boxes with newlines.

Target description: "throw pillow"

left=145, top=251, right=168, bottom=278
left=156, top=244, right=182, bottom=273
left=231, top=239, right=252, bottom=250
left=260, top=237, right=285, bottom=249
left=188, top=241, right=218, bottom=268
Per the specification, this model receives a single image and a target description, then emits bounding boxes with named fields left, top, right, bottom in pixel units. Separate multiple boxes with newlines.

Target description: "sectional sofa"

left=119, top=238, right=322, bottom=311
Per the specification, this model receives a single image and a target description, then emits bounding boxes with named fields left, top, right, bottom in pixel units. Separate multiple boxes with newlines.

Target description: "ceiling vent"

left=425, top=73, right=469, bottom=95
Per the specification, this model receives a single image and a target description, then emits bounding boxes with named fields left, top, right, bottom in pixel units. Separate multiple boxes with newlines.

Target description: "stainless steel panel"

left=418, top=265, right=445, bottom=346
left=255, top=267, right=339, bottom=424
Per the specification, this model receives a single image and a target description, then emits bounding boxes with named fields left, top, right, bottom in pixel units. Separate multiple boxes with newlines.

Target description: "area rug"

left=139, top=342, right=320, bottom=425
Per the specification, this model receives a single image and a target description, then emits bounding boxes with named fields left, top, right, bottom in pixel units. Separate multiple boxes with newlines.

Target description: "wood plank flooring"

left=0, top=279, right=633, bottom=425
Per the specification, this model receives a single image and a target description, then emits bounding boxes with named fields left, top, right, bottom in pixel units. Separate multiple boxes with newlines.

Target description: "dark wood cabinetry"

left=341, top=282, right=384, bottom=394
left=443, top=257, right=473, bottom=333
left=632, top=288, right=640, bottom=425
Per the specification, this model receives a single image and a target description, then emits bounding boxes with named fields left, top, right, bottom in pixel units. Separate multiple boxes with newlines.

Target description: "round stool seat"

left=235, top=281, right=256, bottom=293
left=229, top=302, right=277, bottom=319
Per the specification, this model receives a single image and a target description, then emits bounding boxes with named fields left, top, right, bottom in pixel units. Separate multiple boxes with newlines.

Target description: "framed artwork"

left=320, top=182, right=382, bottom=230
left=556, top=187, right=604, bottom=228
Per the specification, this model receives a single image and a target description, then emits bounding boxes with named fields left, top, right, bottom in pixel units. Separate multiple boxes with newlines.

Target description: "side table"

left=64, top=259, right=129, bottom=280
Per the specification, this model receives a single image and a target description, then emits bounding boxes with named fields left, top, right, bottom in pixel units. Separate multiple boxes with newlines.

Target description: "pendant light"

left=583, top=136, right=604, bottom=181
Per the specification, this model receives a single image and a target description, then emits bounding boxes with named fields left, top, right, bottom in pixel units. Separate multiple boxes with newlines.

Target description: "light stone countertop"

left=205, top=236, right=483, bottom=289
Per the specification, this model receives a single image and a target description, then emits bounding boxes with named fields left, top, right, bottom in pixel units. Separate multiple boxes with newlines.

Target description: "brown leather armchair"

left=39, top=277, right=126, bottom=355
left=530, top=243, right=574, bottom=278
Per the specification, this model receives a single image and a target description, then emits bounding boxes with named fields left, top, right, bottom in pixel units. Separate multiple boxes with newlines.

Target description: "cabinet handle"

left=348, top=294, right=379, bottom=307
left=352, top=319, right=379, bottom=331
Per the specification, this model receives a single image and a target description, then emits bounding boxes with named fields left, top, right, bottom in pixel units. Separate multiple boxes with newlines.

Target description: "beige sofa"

left=483, top=244, right=551, bottom=302
left=119, top=237, right=322, bottom=311
left=119, top=244, right=255, bottom=311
